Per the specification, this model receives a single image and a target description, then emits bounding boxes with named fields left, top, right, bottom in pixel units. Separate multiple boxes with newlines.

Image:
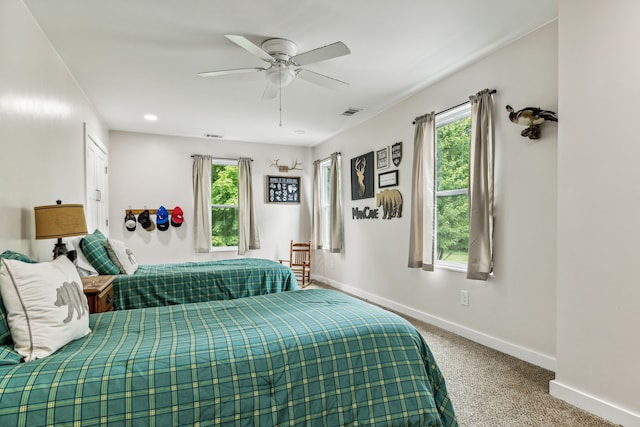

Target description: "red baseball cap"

left=171, top=206, right=184, bottom=227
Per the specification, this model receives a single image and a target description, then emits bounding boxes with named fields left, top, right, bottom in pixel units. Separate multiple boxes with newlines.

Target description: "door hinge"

left=104, top=166, right=108, bottom=174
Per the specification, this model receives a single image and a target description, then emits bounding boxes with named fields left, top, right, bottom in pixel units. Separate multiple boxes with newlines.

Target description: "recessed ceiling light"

left=144, top=114, right=158, bottom=121
left=294, top=130, right=306, bottom=135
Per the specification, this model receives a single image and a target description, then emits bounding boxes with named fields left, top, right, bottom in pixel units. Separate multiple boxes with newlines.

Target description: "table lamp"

left=34, top=200, right=88, bottom=259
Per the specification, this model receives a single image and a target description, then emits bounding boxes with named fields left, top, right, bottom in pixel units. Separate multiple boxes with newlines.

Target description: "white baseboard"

left=550, top=380, right=640, bottom=426
left=312, top=275, right=555, bottom=371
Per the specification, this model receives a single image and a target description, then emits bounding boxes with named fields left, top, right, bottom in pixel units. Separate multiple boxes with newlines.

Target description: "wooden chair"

left=279, top=240, right=312, bottom=288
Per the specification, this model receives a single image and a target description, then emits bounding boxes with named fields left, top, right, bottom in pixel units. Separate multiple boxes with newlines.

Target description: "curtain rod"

left=315, top=151, right=342, bottom=164
left=190, top=155, right=253, bottom=161
left=412, top=89, right=496, bottom=125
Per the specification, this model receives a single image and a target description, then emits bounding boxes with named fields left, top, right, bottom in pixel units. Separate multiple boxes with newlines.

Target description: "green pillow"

left=0, top=296, right=10, bottom=346
left=0, top=250, right=37, bottom=263
left=0, top=345, right=20, bottom=366
left=81, top=230, right=121, bottom=275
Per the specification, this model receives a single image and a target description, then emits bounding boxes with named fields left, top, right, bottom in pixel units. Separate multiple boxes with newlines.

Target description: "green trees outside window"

left=436, top=114, right=471, bottom=264
left=211, top=163, right=238, bottom=247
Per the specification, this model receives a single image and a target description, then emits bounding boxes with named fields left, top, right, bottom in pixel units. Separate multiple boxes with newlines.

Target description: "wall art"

left=350, top=151, right=374, bottom=200
left=378, top=170, right=398, bottom=188
left=505, top=105, right=558, bottom=140
left=376, top=189, right=403, bottom=219
left=392, top=141, right=402, bottom=166
left=266, top=175, right=300, bottom=203
left=376, top=146, right=389, bottom=170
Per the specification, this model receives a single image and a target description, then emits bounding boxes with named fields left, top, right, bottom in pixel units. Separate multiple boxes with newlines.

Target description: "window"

left=319, top=158, right=332, bottom=247
left=435, top=103, right=471, bottom=268
left=211, top=159, right=238, bottom=248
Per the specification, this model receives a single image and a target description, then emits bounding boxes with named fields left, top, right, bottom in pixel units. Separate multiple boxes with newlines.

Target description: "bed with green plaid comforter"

left=112, top=258, right=298, bottom=310
left=0, top=289, right=457, bottom=426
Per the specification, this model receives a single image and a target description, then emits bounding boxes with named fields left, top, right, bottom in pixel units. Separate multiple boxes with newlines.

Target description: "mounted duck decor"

left=506, top=105, right=558, bottom=140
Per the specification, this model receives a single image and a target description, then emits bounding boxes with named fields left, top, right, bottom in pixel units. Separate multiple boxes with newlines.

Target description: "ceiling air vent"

left=204, top=133, right=223, bottom=139
left=341, top=107, right=362, bottom=117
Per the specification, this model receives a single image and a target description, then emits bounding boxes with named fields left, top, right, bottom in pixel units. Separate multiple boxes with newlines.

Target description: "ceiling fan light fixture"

left=266, top=66, right=295, bottom=87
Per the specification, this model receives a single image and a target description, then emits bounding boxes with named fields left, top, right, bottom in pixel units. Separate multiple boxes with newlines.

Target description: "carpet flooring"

left=305, top=282, right=619, bottom=426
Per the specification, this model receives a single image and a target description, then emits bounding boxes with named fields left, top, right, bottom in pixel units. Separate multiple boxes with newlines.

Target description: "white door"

left=85, top=125, right=108, bottom=235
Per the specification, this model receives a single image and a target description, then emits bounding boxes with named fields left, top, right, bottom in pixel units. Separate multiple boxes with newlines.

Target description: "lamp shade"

left=34, top=203, right=88, bottom=240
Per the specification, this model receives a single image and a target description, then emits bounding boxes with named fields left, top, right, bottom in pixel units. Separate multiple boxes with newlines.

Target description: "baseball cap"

left=137, top=209, right=155, bottom=231
left=171, top=206, right=184, bottom=227
left=156, top=205, right=169, bottom=231
left=125, top=211, right=136, bottom=231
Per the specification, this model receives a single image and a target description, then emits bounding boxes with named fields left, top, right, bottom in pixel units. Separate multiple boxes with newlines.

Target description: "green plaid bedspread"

left=113, top=258, right=298, bottom=310
left=0, top=290, right=457, bottom=426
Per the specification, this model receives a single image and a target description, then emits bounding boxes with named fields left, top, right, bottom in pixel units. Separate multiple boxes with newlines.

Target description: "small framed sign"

left=376, top=146, right=390, bottom=170
left=266, top=176, right=300, bottom=203
left=378, top=170, right=398, bottom=188
left=392, top=141, right=402, bottom=166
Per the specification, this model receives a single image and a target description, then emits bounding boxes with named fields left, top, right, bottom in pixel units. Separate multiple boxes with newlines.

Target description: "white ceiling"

left=23, top=0, right=557, bottom=147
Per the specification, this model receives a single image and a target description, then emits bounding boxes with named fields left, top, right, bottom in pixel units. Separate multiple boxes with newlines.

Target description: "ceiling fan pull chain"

left=279, top=78, right=283, bottom=127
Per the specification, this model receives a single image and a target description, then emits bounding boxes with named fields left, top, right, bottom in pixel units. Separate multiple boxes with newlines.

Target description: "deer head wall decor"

left=270, top=159, right=302, bottom=173
left=350, top=151, right=375, bottom=200
left=355, top=157, right=366, bottom=198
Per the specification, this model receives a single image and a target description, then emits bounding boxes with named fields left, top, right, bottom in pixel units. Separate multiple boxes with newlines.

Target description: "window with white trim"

left=319, top=158, right=331, bottom=247
left=211, top=159, right=238, bottom=248
left=435, top=103, right=471, bottom=268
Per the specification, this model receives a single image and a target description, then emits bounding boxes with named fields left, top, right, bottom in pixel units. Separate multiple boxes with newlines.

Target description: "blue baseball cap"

left=156, top=206, right=169, bottom=231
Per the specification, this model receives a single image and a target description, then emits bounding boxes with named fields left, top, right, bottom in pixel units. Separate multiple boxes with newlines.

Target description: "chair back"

left=279, top=240, right=312, bottom=287
left=291, top=241, right=311, bottom=268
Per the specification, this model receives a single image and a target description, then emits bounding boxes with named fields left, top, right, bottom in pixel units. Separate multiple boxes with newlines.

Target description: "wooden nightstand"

left=81, top=275, right=115, bottom=314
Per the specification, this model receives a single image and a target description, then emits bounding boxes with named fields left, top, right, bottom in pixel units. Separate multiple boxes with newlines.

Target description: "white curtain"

left=312, top=160, right=323, bottom=249
left=328, top=153, right=343, bottom=253
left=467, top=89, right=495, bottom=280
left=192, top=155, right=212, bottom=253
left=237, top=157, right=260, bottom=255
left=408, top=112, right=436, bottom=270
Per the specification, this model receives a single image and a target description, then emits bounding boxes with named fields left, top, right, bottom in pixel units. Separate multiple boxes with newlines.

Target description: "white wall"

left=108, top=131, right=312, bottom=264
left=551, top=1, right=640, bottom=425
left=314, top=22, right=559, bottom=369
left=0, top=0, right=107, bottom=260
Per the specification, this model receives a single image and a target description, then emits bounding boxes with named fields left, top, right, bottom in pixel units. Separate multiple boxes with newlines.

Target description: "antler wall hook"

left=270, top=159, right=303, bottom=173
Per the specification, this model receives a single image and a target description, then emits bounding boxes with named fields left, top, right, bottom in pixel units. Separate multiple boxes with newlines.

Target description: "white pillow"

left=104, top=238, right=138, bottom=275
left=0, top=257, right=91, bottom=361
left=70, top=236, right=99, bottom=277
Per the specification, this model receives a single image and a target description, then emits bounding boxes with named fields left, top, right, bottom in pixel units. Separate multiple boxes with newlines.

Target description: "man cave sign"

left=352, top=189, right=403, bottom=220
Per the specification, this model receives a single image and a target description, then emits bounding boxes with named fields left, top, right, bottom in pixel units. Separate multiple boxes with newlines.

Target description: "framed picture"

left=266, top=176, right=300, bottom=203
left=392, top=141, right=402, bottom=166
left=350, top=151, right=375, bottom=200
left=378, top=170, right=398, bottom=188
left=376, top=146, right=390, bottom=170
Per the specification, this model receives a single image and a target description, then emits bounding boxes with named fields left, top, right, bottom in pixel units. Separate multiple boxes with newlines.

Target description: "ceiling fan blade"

left=198, top=67, right=265, bottom=77
left=225, top=35, right=274, bottom=63
left=292, top=41, right=350, bottom=66
left=297, top=69, right=349, bottom=91
left=262, top=82, right=278, bottom=100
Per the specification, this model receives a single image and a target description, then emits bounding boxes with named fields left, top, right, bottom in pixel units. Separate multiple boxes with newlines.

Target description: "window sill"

left=435, top=262, right=467, bottom=274
left=210, top=246, right=238, bottom=253
left=435, top=262, right=495, bottom=279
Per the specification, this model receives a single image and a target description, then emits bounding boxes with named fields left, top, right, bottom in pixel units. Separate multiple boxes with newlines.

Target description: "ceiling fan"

left=198, top=35, right=351, bottom=100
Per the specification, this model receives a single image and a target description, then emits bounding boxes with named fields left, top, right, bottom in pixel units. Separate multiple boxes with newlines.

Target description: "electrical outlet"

left=460, top=290, right=469, bottom=306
